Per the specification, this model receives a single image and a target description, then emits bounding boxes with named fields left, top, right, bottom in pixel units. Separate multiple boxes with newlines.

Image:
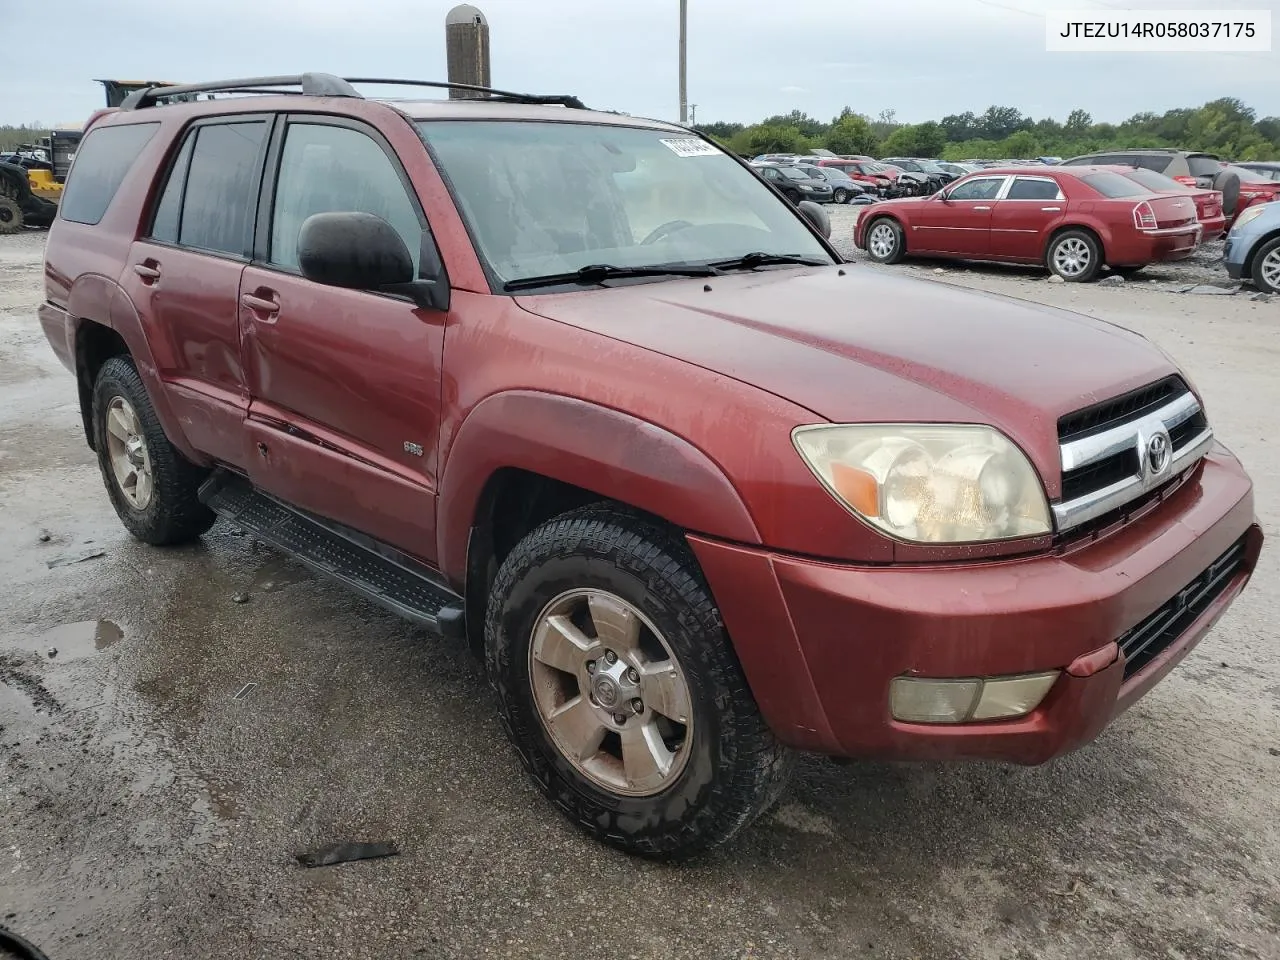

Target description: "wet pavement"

left=2, top=229, right=1278, bottom=960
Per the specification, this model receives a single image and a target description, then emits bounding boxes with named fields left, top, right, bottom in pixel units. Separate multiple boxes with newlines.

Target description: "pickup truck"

left=38, top=73, right=1262, bottom=859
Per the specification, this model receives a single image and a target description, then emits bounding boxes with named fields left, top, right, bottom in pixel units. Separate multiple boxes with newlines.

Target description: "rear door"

left=911, top=175, right=1006, bottom=255
left=122, top=114, right=272, bottom=468
left=989, top=175, right=1064, bottom=259
left=238, top=114, right=448, bottom=562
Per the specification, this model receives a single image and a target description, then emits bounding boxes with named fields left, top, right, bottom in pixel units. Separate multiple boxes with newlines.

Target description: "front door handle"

left=240, top=291, right=280, bottom=318
left=1041, top=206, right=1062, bottom=212
left=973, top=205, right=992, bottom=211
left=133, top=263, right=160, bottom=282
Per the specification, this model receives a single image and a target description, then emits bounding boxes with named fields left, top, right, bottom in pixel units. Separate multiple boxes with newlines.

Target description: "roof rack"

left=118, top=72, right=587, bottom=111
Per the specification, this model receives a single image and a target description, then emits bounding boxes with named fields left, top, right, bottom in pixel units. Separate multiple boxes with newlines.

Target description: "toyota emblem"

left=1146, top=432, right=1171, bottom=477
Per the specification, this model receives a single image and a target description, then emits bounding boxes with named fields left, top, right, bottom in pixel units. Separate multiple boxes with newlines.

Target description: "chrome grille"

left=1054, top=378, right=1214, bottom=533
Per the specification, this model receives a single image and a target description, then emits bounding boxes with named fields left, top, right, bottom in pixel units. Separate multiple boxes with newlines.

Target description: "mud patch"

left=0, top=653, right=62, bottom=714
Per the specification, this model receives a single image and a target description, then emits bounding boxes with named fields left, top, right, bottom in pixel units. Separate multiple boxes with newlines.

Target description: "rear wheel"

left=1047, top=229, right=1102, bottom=282
left=92, top=356, right=216, bottom=545
left=865, top=217, right=905, bottom=264
left=1250, top=236, right=1280, bottom=294
left=0, top=196, right=23, bottom=234
left=485, top=505, right=793, bottom=859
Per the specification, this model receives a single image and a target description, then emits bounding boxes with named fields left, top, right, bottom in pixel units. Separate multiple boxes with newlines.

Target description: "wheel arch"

left=438, top=391, right=763, bottom=650
left=1243, top=228, right=1280, bottom=280
left=1044, top=222, right=1108, bottom=263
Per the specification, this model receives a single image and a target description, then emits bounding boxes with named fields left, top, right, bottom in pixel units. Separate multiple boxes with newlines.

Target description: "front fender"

left=437, top=391, right=762, bottom=584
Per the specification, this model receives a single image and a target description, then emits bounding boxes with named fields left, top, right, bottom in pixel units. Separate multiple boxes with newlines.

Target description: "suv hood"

left=515, top=267, right=1176, bottom=489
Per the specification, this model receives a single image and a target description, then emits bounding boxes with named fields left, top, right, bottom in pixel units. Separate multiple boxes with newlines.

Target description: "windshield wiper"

left=711, top=252, right=830, bottom=272
left=503, top=262, right=719, bottom=292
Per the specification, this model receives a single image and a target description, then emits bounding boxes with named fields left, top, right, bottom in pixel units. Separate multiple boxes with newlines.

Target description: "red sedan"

left=854, top=165, right=1201, bottom=282
left=1107, top=165, right=1226, bottom=240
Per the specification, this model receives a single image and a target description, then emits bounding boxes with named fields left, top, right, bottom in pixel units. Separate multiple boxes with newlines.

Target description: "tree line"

left=696, top=98, right=1280, bottom=161
left=0, top=125, right=53, bottom=153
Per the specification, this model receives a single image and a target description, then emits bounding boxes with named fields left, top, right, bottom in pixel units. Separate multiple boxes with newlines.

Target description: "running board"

left=198, top=472, right=466, bottom=639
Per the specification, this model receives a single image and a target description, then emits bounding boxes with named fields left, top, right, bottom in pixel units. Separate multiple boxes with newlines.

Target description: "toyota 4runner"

left=38, top=74, right=1262, bottom=859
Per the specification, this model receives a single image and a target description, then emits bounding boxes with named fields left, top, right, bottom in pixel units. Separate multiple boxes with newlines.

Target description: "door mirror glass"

left=797, top=199, right=831, bottom=238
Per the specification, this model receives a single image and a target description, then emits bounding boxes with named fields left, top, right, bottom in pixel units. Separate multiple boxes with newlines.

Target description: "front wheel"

left=1250, top=237, right=1280, bottom=294
left=833, top=188, right=849, bottom=204
left=484, top=505, right=793, bottom=859
left=865, top=217, right=906, bottom=264
left=92, top=356, right=216, bottom=545
left=1047, top=229, right=1102, bottom=282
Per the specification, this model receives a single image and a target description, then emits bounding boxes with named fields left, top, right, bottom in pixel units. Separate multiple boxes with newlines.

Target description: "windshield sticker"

left=659, top=138, right=721, bottom=157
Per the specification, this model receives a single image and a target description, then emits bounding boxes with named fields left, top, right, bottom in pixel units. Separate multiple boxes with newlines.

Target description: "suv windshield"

left=419, top=121, right=832, bottom=286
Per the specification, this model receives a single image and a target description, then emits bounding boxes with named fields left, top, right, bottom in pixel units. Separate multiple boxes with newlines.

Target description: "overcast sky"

left=4, top=0, right=1278, bottom=127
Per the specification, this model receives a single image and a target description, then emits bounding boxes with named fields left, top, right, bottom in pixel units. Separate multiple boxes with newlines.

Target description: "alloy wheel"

left=1052, top=237, right=1092, bottom=278
left=868, top=222, right=898, bottom=259
left=528, top=588, right=693, bottom=797
left=104, top=396, right=155, bottom=509
left=1260, top=247, right=1280, bottom=292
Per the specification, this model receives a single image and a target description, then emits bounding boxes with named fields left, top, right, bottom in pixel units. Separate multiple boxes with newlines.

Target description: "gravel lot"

left=1, top=226, right=1277, bottom=960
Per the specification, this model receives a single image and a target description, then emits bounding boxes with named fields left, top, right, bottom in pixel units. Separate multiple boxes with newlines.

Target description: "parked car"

left=817, top=158, right=894, bottom=195
left=882, top=158, right=955, bottom=190
left=752, top=162, right=835, bottom=204
left=879, top=163, right=934, bottom=196
left=1224, top=200, right=1280, bottom=293
left=1059, top=149, right=1223, bottom=188
left=40, top=74, right=1261, bottom=860
left=795, top=163, right=865, bottom=203
left=1107, top=165, right=1226, bottom=240
left=1216, top=164, right=1280, bottom=220
left=854, top=165, right=1202, bottom=281
left=1234, top=162, right=1280, bottom=182
left=936, top=161, right=981, bottom=178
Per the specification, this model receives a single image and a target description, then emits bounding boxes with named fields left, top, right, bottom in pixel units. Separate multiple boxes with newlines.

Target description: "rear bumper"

left=1199, top=214, right=1227, bottom=241
left=1111, top=225, right=1200, bottom=265
left=690, top=447, right=1260, bottom=764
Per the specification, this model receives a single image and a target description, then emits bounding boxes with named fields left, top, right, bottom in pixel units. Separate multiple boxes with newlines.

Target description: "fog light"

left=890, top=671, right=1060, bottom=724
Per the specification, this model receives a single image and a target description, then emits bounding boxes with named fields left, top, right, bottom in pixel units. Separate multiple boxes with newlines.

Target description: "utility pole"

left=678, top=0, right=688, bottom=124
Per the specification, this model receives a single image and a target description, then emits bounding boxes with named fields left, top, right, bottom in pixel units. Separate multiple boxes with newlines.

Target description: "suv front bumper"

left=689, top=445, right=1261, bottom=763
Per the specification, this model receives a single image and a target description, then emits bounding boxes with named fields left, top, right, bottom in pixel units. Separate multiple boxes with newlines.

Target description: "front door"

left=121, top=115, right=273, bottom=468
left=989, top=175, right=1065, bottom=260
left=909, top=175, right=1007, bottom=255
left=239, top=116, right=448, bottom=563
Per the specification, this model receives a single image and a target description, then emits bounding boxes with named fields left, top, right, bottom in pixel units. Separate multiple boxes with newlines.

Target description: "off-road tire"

left=0, top=196, right=23, bottom=234
left=865, top=216, right=906, bottom=264
left=1047, top=228, right=1103, bottom=283
left=485, top=504, right=794, bottom=860
left=1250, top=236, right=1280, bottom=294
left=92, top=356, right=216, bottom=545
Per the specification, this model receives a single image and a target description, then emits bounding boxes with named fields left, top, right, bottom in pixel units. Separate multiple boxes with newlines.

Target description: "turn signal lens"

left=890, top=671, right=1061, bottom=724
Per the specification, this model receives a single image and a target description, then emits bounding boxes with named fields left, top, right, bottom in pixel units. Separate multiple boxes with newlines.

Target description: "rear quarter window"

left=1187, top=155, right=1223, bottom=177
left=1079, top=172, right=1148, bottom=199
left=59, top=122, right=160, bottom=225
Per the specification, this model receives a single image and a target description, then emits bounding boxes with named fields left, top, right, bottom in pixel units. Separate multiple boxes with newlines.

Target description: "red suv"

left=40, top=74, right=1262, bottom=859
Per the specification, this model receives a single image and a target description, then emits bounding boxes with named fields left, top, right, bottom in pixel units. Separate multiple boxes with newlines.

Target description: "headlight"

left=792, top=424, right=1052, bottom=543
left=798, top=184, right=814, bottom=192
left=1230, top=204, right=1266, bottom=233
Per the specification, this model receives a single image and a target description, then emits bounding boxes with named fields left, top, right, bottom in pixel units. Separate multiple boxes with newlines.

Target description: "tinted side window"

left=1007, top=178, right=1062, bottom=200
left=270, top=123, right=423, bottom=273
left=178, top=120, right=269, bottom=257
left=948, top=177, right=1005, bottom=201
left=149, top=134, right=195, bottom=244
left=59, top=122, right=159, bottom=225
left=1134, top=155, right=1168, bottom=172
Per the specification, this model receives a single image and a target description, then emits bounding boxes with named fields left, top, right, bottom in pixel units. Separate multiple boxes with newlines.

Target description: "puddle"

left=37, top=619, right=124, bottom=661
left=250, top=556, right=315, bottom=594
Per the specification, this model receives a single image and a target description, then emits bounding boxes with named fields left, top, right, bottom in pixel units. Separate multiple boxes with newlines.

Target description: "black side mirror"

left=796, top=200, right=831, bottom=239
left=298, top=211, right=449, bottom=311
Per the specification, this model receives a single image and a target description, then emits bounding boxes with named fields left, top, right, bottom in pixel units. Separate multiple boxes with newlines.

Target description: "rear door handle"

left=133, top=263, right=160, bottom=282
left=1041, top=206, right=1062, bottom=211
left=973, top=205, right=992, bottom=211
left=240, top=292, right=280, bottom=318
